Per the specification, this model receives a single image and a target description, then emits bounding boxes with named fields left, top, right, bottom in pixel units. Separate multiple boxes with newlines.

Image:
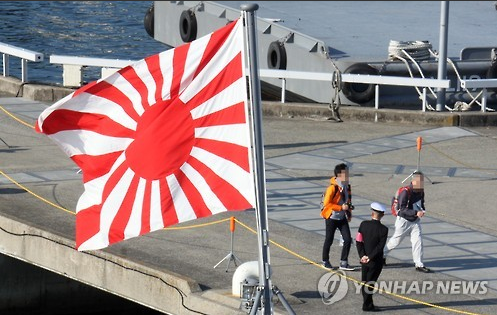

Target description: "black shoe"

left=363, top=305, right=381, bottom=312
left=321, top=260, right=333, bottom=269
left=415, top=266, right=431, bottom=273
left=382, top=258, right=386, bottom=266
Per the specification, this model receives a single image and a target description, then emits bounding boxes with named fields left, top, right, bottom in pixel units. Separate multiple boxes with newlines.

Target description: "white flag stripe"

left=166, top=174, right=197, bottom=222
left=105, top=72, right=145, bottom=116
left=78, top=231, right=108, bottom=251
left=48, top=130, right=133, bottom=157
left=79, top=167, right=135, bottom=251
left=98, top=168, right=135, bottom=240
left=132, top=59, right=157, bottom=106
left=37, top=93, right=73, bottom=127
left=159, top=50, right=173, bottom=101
left=150, top=180, right=164, bottom=231
left=194, top=124, right=250, bottom=147
left=190, top=77, right=246, bottom=119
left=179, top=33, right=211, bottom=96
left=180, top=21, right=243, bottom=104
left=76, top=174, right=110, bottom=212
left=76, top=153, right=127, bottom=211
left=181, top=162, right=227, bottom=215
left=124, top=177, right=146, bottom=239
left=53, top=93, right=137, bottom=131
left=190, top=146, right=255, bottom=206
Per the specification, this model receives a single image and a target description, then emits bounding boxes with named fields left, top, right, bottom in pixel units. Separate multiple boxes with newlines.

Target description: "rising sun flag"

left=35, top=18, right=256, bottom=251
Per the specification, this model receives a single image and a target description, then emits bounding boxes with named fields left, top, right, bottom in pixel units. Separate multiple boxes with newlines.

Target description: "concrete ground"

left=0, top=92, right=497, bottom=315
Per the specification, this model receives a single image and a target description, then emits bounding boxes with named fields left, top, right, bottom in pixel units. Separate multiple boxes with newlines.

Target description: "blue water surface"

left=0, top=1, right=170, bottom=85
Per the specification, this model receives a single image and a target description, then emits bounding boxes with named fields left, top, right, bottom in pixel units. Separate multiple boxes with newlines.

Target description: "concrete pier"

left=1, top=75, right=497, bottom=314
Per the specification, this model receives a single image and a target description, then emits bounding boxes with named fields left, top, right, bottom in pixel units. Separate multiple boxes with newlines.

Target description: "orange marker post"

left=230, top=216, right=236, bottom=233
left=213, top=216, right=242, bottom=272
left=416, top=136, right=422, bottom=170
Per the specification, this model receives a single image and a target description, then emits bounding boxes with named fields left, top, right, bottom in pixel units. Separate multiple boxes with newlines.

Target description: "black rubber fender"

left=144, top=4, right=154, bottom=38
left=267, top=41, right=287, bottom=70
left=342, top=63, right=379, bottom=104
left=179, top=10, right=197, bottom=43
left=486, top=61, right=497, bottom=92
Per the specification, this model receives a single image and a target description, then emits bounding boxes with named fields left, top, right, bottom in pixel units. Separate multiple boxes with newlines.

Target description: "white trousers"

left=384, top=216, right=424, bottom=267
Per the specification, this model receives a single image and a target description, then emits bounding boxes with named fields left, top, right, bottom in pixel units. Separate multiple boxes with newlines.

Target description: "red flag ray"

left=40, top=110, right=135, bottom=138
left=187, top=156, right=253, bottom=210
left=194, top=138, right=249, bottom=173
left=72, top=152, right=123, bottom=183
left=157, top=179, right=178, bottom=227
left=188, top=146, right=254, bottom=203
left=37, top=18, right=255, bottom=251
left=176, top=166, right=217, bottom=218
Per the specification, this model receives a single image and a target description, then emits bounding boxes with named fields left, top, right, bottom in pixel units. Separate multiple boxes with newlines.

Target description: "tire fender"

left=179, top=10, right=197, bottom=43
left=267, top=41, right=287, bottom=70
left=342, top=63, right=379, bottom=104
left=143, top=4, right=154, bottom=38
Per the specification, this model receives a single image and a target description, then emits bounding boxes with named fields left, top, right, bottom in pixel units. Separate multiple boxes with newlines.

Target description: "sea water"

left=0, top=1, right=170, bottom=86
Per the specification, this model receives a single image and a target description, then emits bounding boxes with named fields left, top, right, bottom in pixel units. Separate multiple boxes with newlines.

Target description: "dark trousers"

left=322, top=218, right=352, bottom=262
left=361, top=260, right=383, bottom=309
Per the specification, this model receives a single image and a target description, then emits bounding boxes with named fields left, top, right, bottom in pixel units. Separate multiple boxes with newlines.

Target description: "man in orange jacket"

left=321, top=163, right=355, bottom=271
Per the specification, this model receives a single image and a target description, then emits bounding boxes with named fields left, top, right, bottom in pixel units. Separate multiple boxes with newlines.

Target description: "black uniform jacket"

left=356, top=219, right=389, bottom=263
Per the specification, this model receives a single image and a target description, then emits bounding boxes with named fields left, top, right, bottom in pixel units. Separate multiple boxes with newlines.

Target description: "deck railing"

left=460, top=78, right=497, bottom=112
left=48, top=55, right=454, bottom=111
left=0, top=42, right=44, bottom=83
left=2, top=43, right=496, bottom=112
left=49, top=55, right=136, bottom=87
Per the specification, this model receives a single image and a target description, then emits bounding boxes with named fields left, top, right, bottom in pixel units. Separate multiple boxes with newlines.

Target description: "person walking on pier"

left=384, top=171, right=431, bottom=273
left=320, top=163, right=355, bottom=271
left=356, top=202, right=389, bottom=312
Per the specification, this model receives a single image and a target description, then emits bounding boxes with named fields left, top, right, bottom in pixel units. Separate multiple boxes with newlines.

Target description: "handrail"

left=48, top=54, right=453, bottom=111
left=49, top=54, right=136, bottom=69
left=460, top=78, right=497, bottom=112
left=259, top=69, right=450, bottom=87
left=21, top=52, right=457, bottom=111
left=49, top=55, right=137, bottom=87
left=0, top=42, right=44, bottom=83
left=259, top=69, right=451, bottom=111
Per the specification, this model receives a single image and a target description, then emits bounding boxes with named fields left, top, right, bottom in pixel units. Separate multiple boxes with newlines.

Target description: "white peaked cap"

left=370, top=202, right=386, bottom=213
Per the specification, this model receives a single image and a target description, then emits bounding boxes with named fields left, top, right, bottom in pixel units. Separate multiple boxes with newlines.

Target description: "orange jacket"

left=320, top=176, right=351, bottom=219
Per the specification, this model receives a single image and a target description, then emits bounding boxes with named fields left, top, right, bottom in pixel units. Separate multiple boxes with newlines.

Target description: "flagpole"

left=241, top=4, right=273, bottom=314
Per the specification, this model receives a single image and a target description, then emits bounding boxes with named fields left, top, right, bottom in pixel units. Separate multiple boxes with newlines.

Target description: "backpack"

left=390, top=186, right=411, bottom=216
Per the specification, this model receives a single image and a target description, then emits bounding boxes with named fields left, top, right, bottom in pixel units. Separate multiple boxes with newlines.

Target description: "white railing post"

left=482, top=88, right=487, bottom=112
left=422, top=87, right=427, bottom=112
left=281, top=78, right=286, bottom=103
left=21, top=59, right=28, bottom=83
left=2, top=54, right=9, bottom=77
left=375, top=84, right=379, bottom=109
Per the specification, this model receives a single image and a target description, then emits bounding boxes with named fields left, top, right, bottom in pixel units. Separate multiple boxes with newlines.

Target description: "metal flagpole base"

left=247, top=285, right=296, bottom=315
left=213, top=251, right=242, bottom=272
left=214, top=228, right=242, bottom=272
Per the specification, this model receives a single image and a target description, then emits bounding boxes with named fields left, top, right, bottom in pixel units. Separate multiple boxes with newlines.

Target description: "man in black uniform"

left=356, top=202, right=389, bottom=312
